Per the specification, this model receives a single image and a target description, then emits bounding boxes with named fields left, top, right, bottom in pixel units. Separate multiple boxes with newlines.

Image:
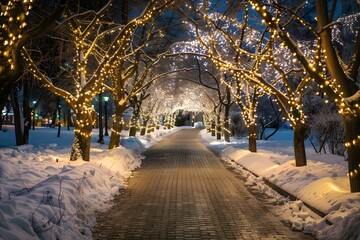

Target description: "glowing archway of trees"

left=3, top=0, right=360, bottom=192
left=177, top=1, right=360, bottom=192
left=180, top=3, right=310, bottom=165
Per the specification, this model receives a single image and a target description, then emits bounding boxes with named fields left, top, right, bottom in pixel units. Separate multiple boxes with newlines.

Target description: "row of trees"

left=1, top=0, right=359, bottom=192
left=174, top=0, right=359, bottom=192
left=1, top=0, right=182, bottom=161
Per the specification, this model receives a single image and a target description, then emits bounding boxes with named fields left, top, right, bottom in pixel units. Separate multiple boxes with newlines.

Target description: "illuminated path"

left=93, top=129, right=313, bottom=239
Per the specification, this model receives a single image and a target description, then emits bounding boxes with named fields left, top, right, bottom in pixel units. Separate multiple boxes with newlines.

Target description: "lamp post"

left=104, top=96, right=109, bottom=136
left=57, top=102, right=61, bottom=138
left=32, top=101, right=36, bottom=130
left=97, top=93, right=104, bottom=144
left=91, top=104, right=95, bottom=128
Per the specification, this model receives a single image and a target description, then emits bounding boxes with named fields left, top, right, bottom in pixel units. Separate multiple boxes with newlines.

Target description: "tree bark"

left=156, top=116, right=160, bottom=130
left=216, top=115, right=221, bottom=140
left=248, top=122, right=257, bottom=152
left=70, top=107, right=95, bottom=161
left=108, top=105, right=126, bottom=149
left=108, top=117, right=122, bottom=149
left=164, top=114, right=171, bottom=129
left=211, top=120, right=215, bottom=136
left=224, top=104, right=231, bottom=142
left=12, top=90, right=25, bottom=146
left=140, top=127, right=146, bottom=135
left=343, top=114, right=360, bottom=192
left=71, top=130, right=91, bottom=161
left=147, top=123, right=152, bottom=134
left=315, top=0, right=360, bottom=192
left=129, top=125, right=137, bottom=137
left=129, top=105, right=140, bottom=137
left=293, top=122, right=307, bottom=167
left=140, top=116, right=148, bottom=136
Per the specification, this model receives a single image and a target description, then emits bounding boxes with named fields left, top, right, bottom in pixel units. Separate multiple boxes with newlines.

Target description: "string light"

left=20, top=0, right=175, bottom=158
left=0, top=0, right=33, bottom=73
left=344, top=135, right=360, bottom=148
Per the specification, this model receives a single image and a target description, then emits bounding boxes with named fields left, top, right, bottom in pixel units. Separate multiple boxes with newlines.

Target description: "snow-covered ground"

left=1, top=125, right=359, bottom=240
left=201, top=128, right=360, bottom=240
left=0, top=126, right=178, bottom=240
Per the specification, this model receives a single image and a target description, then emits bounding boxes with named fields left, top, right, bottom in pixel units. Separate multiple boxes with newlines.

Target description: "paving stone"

left=93, top=129, right=314, bottom=239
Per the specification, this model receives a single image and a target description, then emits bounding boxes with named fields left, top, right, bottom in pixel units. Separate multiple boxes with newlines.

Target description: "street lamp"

left=32, top=101, right=36, bottom=130
left=104, top=96, right=109, bottom=136
left=57, top=103, right=61, bottom=138
left=97, top=93, right=104, bottom=144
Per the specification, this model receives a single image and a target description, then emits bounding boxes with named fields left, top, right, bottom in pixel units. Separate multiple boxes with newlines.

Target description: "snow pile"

left=120, top=137, right=146, bottom=153
left=136, top=127, right=181, bottom=148
left=201, top=129, right=360, bottom=240
left=0, top=144, right=142, bottom=239
left=0, top=125, right=180, bottom=240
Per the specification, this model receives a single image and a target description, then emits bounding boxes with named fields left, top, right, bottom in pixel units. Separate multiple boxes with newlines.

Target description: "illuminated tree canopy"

left=1, top=0, right=360, bottom=192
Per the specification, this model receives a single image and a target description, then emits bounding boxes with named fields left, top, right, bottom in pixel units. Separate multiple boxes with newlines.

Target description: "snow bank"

left=0, top=126, right=180, bottom=239
left=0, top=144, right=142, bottom=239
left=201, top=129, right=360, bottom=240
left=136, top=126, right=181, bottom=148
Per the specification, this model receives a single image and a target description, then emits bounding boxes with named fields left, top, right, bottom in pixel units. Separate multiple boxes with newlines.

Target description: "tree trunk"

left=0, top=81, right=13, bottom=131
left=140, top=117, right=147, bottom=136
left=224, top=105, right=231, bottom=142
left=12, top=90, right=26, bottom=145
left=129, top=106, right=140, bottom=137
left=71, top=129, right=91, bottom=161
left=147, top=118, right=153, bottom=133
left=211, top=120, right=215, bottom=136
left=70, top=108, right=95, bottom=161
left=216, top=116, right=221, bottom=140
left=156, top=116, right=160, bottom=130
left=108, top=101, right=127, bottom=149
left=147, top=124, right=152, bottom=134
left=22, top=81, right=31, bottom=144
left=108, top=117, right=122, bottom=149
left=343, top=115, right=360, bottom=192
left=108, top=110, right=124, bottom=149
left=129, top=125, right=137, bottom=137
left=171, top=114, right=174, bottom=128
left=248, top=122, right=257, bottom=152
left=216, top=125, right=221, bottom=140
left=23, top=107, right=30, bottom=144
left=51, top=109, right=57, bottom=127
left=164, top=114, right=170, bottom=129
left=140, top=127, right=146, bottom=135
left=293, top=122, right=307, bottom=167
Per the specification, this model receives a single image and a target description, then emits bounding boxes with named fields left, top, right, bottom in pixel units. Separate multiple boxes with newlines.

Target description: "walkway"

left=93, top=129, right=313, bottom=239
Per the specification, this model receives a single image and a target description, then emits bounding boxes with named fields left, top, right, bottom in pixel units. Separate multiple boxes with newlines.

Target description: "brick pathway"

left=93, top=129, right=313, bottom=239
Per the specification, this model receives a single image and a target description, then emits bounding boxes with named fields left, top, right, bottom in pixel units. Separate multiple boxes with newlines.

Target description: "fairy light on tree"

left=0, top=0, right=32, bottom=74
left=249, top=0, right=360, bottom=192
left=168, top=31, right=235, bottom=141
left=0, top=0, right=67, bottom=146
left=179, top=1, right=318, bottom=166
left=22, top=0, right=175, bottom=161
